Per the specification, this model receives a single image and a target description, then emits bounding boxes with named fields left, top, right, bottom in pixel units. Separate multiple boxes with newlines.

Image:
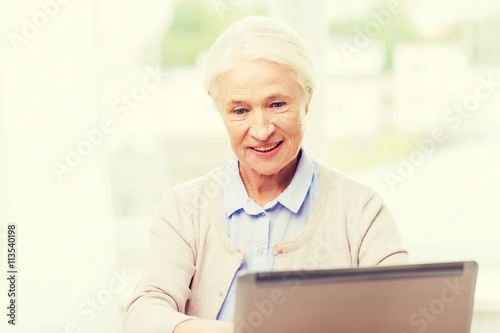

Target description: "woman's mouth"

left=250, top=141, right=283, bottom=152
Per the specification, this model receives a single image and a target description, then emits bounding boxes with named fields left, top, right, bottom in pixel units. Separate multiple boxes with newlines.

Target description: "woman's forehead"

left=216, top=60, right=303, bottom=103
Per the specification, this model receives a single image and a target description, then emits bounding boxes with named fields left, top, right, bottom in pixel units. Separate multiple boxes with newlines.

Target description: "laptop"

left=235, top=261, right=478, bottom=333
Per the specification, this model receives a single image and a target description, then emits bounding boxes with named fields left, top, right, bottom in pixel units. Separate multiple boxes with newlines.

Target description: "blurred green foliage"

left=160, top=0, right=266, bottom=67
left=475, top=17, right=500, bottom=65
left=329, top=2, right=463, bottom=70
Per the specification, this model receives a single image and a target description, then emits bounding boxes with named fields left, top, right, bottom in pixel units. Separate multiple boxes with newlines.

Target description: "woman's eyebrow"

left=226, top=94, right=289, bottom=107
left=265, top=94, right=288, bottom=101
left=225, top=100, right=247, bottom=109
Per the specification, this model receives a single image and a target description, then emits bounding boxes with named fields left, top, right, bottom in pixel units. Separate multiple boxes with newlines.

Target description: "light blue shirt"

left=216, top=149, right=319, bottom=320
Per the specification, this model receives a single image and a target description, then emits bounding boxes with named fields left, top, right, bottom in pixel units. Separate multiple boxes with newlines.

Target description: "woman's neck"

left=239, top=155, right=299, bottom=207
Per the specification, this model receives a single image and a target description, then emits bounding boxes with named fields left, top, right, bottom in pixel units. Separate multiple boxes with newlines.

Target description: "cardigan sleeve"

left=124, top=189, right=197, bottom=333
left=356, top=193, right=410, bottom=266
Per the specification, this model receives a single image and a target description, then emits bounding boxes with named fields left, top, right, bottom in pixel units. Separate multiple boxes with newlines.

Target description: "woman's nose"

left=249, top=111, right=275, bottom=141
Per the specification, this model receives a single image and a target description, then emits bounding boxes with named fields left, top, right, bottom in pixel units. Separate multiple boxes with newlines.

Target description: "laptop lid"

left=235, top=261, right=478, bottom=333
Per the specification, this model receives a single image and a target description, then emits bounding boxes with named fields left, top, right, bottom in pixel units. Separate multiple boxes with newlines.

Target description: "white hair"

left=204, top=16, right=317, bottom=104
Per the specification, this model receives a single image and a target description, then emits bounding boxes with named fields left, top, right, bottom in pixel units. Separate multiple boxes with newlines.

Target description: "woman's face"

left=215, top=59, right=310, bottom=177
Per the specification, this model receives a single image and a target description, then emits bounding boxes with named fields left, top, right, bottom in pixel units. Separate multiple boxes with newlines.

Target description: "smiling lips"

left=250, top=141, right=283, bottom=152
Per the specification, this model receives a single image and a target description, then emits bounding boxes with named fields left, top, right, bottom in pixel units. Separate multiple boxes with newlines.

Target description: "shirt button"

left=257, top=249, right=264, bottom=255
left=259, top=212, right=265, bottom=217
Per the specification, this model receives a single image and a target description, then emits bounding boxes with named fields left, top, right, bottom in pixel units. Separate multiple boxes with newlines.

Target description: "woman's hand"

left=173, top=318, right=234, bottom=333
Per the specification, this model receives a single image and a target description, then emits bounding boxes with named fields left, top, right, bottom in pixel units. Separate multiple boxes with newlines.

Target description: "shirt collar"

left=220, top=148, right=314, bottom=216
left=271, top=149, right=314, bottom=213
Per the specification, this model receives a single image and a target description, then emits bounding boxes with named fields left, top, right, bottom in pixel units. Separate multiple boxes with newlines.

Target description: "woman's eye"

left=233, top=109, right=247, bottom=115
left=271, top=102, right=285, bottom=108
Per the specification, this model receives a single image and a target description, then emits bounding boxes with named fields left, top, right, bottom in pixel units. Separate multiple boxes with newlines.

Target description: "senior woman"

left=124, top=16, right=408, bottom=333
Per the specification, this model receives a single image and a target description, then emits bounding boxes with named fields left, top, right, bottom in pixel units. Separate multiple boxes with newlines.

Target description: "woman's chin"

left=239, top=160, right=283, bottom=177
left=250, top=159, right=294, bottom=177
left=239, top=150, right=298, bottom=178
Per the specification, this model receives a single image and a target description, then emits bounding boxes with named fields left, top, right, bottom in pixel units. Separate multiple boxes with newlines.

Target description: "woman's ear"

left=305, top=88, right=313, bottom=115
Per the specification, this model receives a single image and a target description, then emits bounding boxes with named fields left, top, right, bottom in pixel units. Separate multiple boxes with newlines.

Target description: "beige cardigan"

left=124, top=162, right=409, bottom=333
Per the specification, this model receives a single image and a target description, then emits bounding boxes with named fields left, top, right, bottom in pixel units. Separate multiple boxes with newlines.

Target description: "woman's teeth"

left=252, top=142, right=280, bottom=152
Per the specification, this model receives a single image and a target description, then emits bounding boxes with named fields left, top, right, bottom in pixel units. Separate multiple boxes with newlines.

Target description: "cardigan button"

left=218, top=292, right=224, bottom=298
left=275, top=247, right=284, bottom=254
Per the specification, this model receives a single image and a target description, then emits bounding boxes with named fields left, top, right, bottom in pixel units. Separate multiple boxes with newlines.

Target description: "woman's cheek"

left=274, top=111, right=292, bottom=126
left=233, top=123, right=248, bottom=143
left=279, top=112, right=302, bottom=133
